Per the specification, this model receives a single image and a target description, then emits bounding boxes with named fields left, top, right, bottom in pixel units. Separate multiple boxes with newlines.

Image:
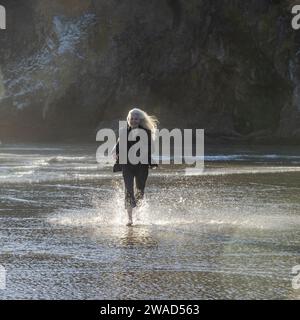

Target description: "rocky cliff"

left=0, top=0, right=300, bottom=144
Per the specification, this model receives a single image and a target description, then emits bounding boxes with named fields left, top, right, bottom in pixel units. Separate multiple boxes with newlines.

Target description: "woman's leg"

left=126, top=207, right=133, bottom=226
left=122, top=165, right=136, bottom=225
left=135, top=165, right=149, bottom=207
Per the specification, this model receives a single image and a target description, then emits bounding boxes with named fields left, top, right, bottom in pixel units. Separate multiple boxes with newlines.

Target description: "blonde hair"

left=127, top=108, right=159, bottom=137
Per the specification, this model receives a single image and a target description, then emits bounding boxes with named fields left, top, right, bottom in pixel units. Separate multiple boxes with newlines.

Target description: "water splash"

left=48, top=182, right=300, bottom=231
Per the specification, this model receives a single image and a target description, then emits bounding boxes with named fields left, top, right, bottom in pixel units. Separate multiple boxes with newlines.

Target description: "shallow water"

left=0, top=143, right=299, bottom=299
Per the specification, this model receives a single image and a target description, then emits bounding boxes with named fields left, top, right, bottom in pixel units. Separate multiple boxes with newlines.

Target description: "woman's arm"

left=148, top=130, right=158, bottom=168
left=111, top=138, right=119, bottom=161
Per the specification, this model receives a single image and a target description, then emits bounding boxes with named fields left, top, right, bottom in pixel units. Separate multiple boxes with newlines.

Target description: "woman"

left=113, top=108, right=159, bottom=226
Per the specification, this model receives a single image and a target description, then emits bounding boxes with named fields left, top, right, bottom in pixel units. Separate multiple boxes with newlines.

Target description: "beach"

left=0, top=143, right=299, bottom=299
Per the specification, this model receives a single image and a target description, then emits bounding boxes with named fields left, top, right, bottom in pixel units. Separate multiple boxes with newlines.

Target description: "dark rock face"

left=0, top=0, right=299, bottom=143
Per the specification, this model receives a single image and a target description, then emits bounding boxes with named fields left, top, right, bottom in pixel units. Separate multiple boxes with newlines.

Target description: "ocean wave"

left=0, top=196, right=40, bottom=204
left=48, top=156, right=90, bottom=163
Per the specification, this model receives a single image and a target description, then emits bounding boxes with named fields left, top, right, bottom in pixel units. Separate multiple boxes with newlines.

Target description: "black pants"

left=122, top=164, right=149, bottom=209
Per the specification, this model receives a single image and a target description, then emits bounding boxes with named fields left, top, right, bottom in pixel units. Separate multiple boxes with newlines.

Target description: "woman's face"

left=129, top=113, right=141, bottom=128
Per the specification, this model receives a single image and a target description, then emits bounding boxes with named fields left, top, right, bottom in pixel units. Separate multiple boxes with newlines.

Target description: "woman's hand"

left=113, top=153, right=119, bottom=161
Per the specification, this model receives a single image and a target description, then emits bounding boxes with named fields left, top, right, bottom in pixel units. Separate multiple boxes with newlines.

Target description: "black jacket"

left=115, top=124, right=157, bottom=166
